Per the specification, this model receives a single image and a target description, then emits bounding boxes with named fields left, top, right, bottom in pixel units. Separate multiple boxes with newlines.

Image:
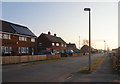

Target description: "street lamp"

left=104, top=40, right=106, bottom=54
left=84, top=8, right=91, bottom=72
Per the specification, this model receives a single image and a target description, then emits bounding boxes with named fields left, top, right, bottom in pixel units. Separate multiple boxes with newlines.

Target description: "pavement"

left=65, top=56, right=119, bottom=82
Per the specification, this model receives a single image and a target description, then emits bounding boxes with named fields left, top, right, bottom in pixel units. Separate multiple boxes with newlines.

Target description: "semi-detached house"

left=37, top=32, right=67, bottom=54
left=0, top=20, right=37, bottom=56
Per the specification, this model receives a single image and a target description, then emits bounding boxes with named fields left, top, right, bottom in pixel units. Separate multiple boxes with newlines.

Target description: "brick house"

left=37, top=32, right=66, bottom=54
left=81, top=45, right=95, bottom=55
left=0, top=20, right=37, bottom=56
left=66, top=43, right=80, bottom=53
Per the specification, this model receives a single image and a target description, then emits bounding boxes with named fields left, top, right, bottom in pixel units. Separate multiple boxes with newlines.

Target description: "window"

left=31, top=38, right=35, bottom=42
left=9, top=47, right=12, bottom=53
left=18, top=47, right=21, bottom=53
left=23, top=47, right=27, bottom=53
left=65, top=44, right=66, bottom=47
left=24, top=37, right=27, bottom=41
left=22, top=37, right=24, bottom=41
left=61, top=43, right=64, bottom=47
left=19, top=37, right=22, bottom=40
left=39, top=42, right=42, bottom=46
left=2, top=46, right=12, bottom=53
left=0, top=33, right=2, bottom=39
left=19, top=47, right=28, bottom=53
left=5, top=47, right=9, bottom=53
left=56, top=43, right=59, bottom=46
left=52, top=43, right=55, bottom=46
left=19, top=36, right=27, bottom=41
left=3, top=34, right=11, bottom=39
left=27, top=47, right=29, bottom=53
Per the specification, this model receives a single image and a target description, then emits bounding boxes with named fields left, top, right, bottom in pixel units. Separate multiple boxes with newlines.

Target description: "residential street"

left=2, top=53, right=109, bottom=82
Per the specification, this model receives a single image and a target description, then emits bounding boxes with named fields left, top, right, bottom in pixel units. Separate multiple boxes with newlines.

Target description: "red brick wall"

left=2, top=34, right=37, bottom=55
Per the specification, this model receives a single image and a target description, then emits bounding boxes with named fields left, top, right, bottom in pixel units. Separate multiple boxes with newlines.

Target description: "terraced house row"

left=0, top=20, right=68, bottom=56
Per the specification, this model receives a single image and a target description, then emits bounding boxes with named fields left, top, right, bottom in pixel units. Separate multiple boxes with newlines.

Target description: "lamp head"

left=84, top=8, right=91, bottom=11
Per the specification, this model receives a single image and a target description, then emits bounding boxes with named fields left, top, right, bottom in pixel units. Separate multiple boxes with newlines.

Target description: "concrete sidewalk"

left=65, top=56, right=119, bottom=82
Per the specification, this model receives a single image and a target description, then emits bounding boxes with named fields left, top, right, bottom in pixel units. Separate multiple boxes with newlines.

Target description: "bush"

left=2, top=52, right=5, bottom=56
left=61, top=53, right=68, bottom=57
left=11, top=51, right=16, bottom=56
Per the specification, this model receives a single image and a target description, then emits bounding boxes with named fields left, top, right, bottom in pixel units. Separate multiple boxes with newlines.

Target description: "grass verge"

left=79, top=58, right=104, bottom=74
left=21, top=58, right=68, bottom=66
left=101, top=55, right=107, bottom=58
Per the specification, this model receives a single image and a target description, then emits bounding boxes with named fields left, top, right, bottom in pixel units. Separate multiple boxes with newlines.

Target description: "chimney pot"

left=48, top=32, right=51, bottom=35
left=54, top=34, right=56, bottom=36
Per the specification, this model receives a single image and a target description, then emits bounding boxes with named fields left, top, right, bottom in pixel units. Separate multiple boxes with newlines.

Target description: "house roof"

left=67, top=43, right=76, bottom=48
left=41, top=33, right=66, bottom=44
left=0, top=20, right=36, bottom=37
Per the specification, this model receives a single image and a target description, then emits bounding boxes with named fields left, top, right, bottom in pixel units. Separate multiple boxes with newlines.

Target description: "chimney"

left=54, top=34, right=56, bottom=37
left=48, top=31, right=51, bottom=35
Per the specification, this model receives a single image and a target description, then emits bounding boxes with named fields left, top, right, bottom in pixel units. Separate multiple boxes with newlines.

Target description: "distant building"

left=1, top=20, right=37, bottom=56
left=37, top=32, right=66, bottom=54
left=66, top=43, right=80, bottom=53
left=80, top=45, right=94, bottom=54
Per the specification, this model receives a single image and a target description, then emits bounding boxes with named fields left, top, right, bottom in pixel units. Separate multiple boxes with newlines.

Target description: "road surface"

left=3, top=54, right=104, bottom=82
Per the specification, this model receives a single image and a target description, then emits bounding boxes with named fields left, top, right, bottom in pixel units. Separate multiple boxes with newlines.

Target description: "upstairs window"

left=52, top=43, right=55, bottom=46
left=65, top=44, right=66, bottom=47
left=56, top=43, right=59, bottom=46
left=0, top=33, right=2, bottom=39
left=2, top=34, right=11, bottom=39
left=39, top=42, right=42, bottom=46
left=19, top=36, right=27, bottom=41
left=31, top=38, right=35, bottom=42
left=61, top=43, right=64, bottom=47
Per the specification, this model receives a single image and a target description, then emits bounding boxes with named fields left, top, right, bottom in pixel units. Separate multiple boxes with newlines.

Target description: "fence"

left=2, top=53, right=82, bottom=65
left=72, top=53, right=83, bottom=56
left=2, top=54, right=61, bottom=64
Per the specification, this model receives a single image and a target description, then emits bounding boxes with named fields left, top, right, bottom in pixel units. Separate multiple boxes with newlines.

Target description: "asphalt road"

left=3, top=53, right=104, bottom=82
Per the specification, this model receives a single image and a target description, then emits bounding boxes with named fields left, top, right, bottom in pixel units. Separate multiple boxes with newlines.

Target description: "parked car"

left=38, top=50, right=52, bottom=55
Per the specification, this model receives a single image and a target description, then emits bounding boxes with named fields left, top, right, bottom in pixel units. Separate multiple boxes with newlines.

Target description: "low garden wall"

left=72, top=53, right=83, bottom=56
left=2, top=53, right=83, bottom=65
left=2, top=54, right=61, bottom=64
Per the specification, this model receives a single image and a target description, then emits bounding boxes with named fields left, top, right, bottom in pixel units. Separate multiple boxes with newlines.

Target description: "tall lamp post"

left=104, top=40, right=106, bottom=54
left=84, top=8, right=91, bottom=72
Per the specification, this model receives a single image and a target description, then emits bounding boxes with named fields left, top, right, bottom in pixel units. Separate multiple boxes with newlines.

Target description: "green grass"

left=101, top=55, right=107, bottom=58
left=79, top=58, right=104, bottom=73
left=21, top=58, right=68, bottom=66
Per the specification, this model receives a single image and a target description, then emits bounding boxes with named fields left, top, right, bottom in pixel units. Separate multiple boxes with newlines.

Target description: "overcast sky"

left=2, top=2, right=118, bottom=50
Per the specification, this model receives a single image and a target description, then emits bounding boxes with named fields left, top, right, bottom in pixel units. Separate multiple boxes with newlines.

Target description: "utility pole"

left=79, top=36, right=80, bottom=50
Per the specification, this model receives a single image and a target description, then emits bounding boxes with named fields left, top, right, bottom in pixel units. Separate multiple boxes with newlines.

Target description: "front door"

left=32, top=48, right=34, bottom=55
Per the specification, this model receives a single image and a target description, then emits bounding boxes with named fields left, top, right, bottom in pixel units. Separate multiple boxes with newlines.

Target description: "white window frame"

left=0, top=33, right=2, bottom=39
left=39, top=42, right=42, bottom=46
left=18, top=47, right=21, bottom=53
left=52, top=43, right=55, bottom=46
left=31, top=38, right=35, bottom=42
left=3, top=34, right=11, bottom=39
left=56, top=43, right=59, bottom=46
left=27, top=47, right=29, bottom=53
left=61, top=43, right=64, bottom=47
left=19, top=36, right=22, bottom=41
left=9, top=47, right=12, bottom=53
left=65, top=44, right=66, bottom=47
left=24, top=37, right=27, bottom=41
left=5, top=47, right=9, bottom=53
left=19, top=36, right=27, bottom=41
